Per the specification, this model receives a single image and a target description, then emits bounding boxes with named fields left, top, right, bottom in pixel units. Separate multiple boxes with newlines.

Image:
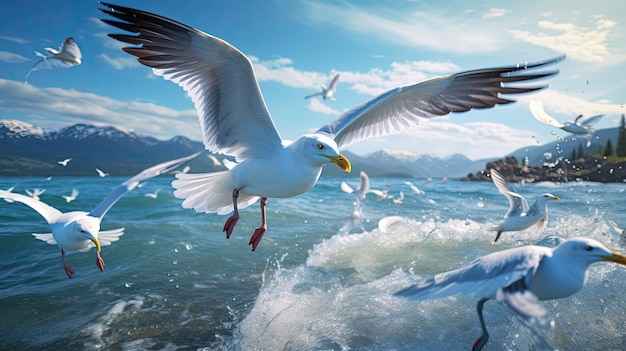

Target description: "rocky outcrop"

left=462, top=156, right=626, bottom=183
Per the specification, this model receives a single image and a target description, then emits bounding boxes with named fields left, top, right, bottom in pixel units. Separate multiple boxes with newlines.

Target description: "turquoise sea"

left=0, top=175, right=625, bottom=350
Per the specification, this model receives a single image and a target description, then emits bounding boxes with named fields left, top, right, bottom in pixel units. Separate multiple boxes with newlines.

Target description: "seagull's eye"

left=584, top=245, right=593, bottom=251
left=316, top=143, right=324, bottom=150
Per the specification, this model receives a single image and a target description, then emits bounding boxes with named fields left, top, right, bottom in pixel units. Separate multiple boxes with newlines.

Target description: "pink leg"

left=249, top=197, right=268, bottom=251
left=223, top=188, right=240, bottom=239
left=62, top=249, right=74, bottom=278
left=96, top=250, right=105, bottom=272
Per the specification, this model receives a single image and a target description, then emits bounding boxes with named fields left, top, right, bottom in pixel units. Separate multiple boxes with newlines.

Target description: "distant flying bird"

left=96, top=168, right=109, bottom=178
left=305, top=73, right=340, bottom=100
left=608, top=220, right=626, bottom=248
left=0, top=152, right=200, bottom=278
left=340, top=171, right=376, bottom=200
left=404, top=181, right=425, bottom=195
left=395, top=237, right=626, bottom=351
left=207, top=154, right=222, bottom=168
left=62, top=188, right=79, bottom=203
left=529, top=100, right=604, bottom=147
left=100, top=2, right=561, bottom=251
left=25, top=188, right=45, bottom=201
left=489, top=169, right=559, bottom=242
left=392, top=191, right=405, bottom=205
left=145, top=188, right=161, bottom=199
left=58, top=158, right=72, bottom=166
left=24, top=37, right=82, bottom=83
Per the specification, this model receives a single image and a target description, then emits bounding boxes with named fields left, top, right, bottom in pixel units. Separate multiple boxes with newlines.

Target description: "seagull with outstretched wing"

left=100, top=2, right=563, bottom=251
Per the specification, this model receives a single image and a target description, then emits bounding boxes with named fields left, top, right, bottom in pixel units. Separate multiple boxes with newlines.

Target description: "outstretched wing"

left=89, top=152, right=201, bottom=218
left=304, top=92, right=323, bottom=99
left=580, top=114, right=604, bottom=127
left=328, top=73, right=340, bottom=91
left=100, top=2, right=282, bottom=162
left=528, top=100, right=564, bottom=128
left=0, top=190, right=62, bottom=225
left=317, top=56, right=564, bottom=149
left=32, top=233, right=57, bottom=245
left=394, top=245, right=547, bottom=301
left=490, top=169, right=529, bottom=217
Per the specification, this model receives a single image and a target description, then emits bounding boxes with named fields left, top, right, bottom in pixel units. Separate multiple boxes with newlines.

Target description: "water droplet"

left=185, top=243, right=193, bottom=251
left=476, top=201, right=484, bottom=208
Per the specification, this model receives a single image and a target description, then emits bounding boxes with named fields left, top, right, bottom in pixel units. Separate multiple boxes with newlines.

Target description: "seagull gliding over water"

left=100, top=2, right=563, bottom=251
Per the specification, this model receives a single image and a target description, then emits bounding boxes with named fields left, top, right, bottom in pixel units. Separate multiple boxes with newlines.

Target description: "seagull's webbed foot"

left=248, top=197, right=267, bottom=251
left=472, top=298, right=490, bottom=351
left=223, top=188, right=240, bottom=239
left=62, top=249, right=74, bottom=278
left=96, top=251, right=105, bottom=272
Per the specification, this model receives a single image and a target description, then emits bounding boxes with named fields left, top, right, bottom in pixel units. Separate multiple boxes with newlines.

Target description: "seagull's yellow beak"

left=324, top=153, right=351, bottom=173
left=91, top=238, right=101, bottom=252
left=600, top=251, right=626, bottom=266
left=552, top=195, right=561, bottom=200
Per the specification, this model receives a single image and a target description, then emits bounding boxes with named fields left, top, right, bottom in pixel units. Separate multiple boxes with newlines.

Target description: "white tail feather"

left=172, top=171, right=259, bottom=215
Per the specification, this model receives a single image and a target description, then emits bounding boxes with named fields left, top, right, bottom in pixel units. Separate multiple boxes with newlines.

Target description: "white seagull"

left=305, top=73, right=340, bottom=100
left=529, top=100, right=604, bottom=147
left=96, top=168, right=109, bottom=178
left=340, top=170, right=374, bottom=200
left=25, top=188, right=45, bottom=201
left=62, top=188, right=80, bottom=203
left=58, top=158, right=72, bottom=167
left=0, top=152, right=200, bottom=278
left=608, top=220, right=626, bottom=248
left=100, top=2, right=562, bottom=251
left=395, top=237, right=626, bottom=351
left=489, top=169, right=559, bottom=242
left=3, top=186, right=15, bottom=203
left=145, top=188, right=161, bottom=199
left=24, top=37, right=82, bottom=83
left=392, top=191, right=404, bottom=205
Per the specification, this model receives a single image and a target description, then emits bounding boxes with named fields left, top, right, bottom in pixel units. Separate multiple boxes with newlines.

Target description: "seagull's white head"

left=294, top=134, right=351, bottom=173
left=553, top=237, right=626, bottom=267
left=71, top=217, right=102, bottom=252
left=539, top=193, right=560, bottom=204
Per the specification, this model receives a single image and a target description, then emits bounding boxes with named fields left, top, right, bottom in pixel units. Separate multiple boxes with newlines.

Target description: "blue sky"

left=0, top=0, right=624, bottom=160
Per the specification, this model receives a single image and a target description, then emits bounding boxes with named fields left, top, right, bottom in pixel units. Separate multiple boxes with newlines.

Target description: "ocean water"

left=0, top=175, right=625, bottom=350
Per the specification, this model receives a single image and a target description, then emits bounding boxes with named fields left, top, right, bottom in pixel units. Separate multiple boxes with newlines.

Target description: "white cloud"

left=484, top=8, right=507, bottom=19
left=0, top=36, right=28, bottom=44
left=347, top=120, right=536, bottom=160
left=99, top=53, right=140, bottom=70
left=0, top=51, right=30, bottom=63
left=298, top=2, right=502, bottom=53
left=510, top=16, right=623, bottom=64
left=306, top=99, right=341, bottom=116
left=0, top=78, right=200, bottom=141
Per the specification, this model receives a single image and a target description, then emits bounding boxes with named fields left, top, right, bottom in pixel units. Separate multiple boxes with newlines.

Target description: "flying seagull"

left=489, top=169, right=559, bottom=242
left=62, top=188, right=79, bottom=203
left=395, top=237, right=626, bottom=351
left=305, top=73, right=340, bottom=100
left=96, top=168, right=109, bottom=178
left=100, top=2, right=562, bottom=251
left=25, top=37, right=82, bottom=83
left=58, top=158, right=72, bottom=167
left=0, top=152, right=200, bottom=278
left=529, top=100, right=604, bottom=147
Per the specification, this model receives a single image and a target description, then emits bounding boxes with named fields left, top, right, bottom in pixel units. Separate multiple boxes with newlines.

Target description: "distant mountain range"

left=0, top=119, right=619, bottom=178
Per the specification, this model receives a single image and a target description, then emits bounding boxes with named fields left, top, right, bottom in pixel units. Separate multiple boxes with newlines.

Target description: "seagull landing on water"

left=395, top=237, right=626, bottom=351
left=529, top=100, right=604, bottom=147
left=489, top=169, right=559, bottom=242
left=0, top=152, right=200, bottom=278
left=100, top=2, right=562, bottom=251
left=24, top=37, right=82, bottom=83
left=25, top=188, right=45, bottom=201
left=305, top=73, right=340, bottom=100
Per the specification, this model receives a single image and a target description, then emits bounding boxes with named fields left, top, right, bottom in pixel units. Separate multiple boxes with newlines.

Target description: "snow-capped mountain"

left=0, top=119, right=210, bottom=176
